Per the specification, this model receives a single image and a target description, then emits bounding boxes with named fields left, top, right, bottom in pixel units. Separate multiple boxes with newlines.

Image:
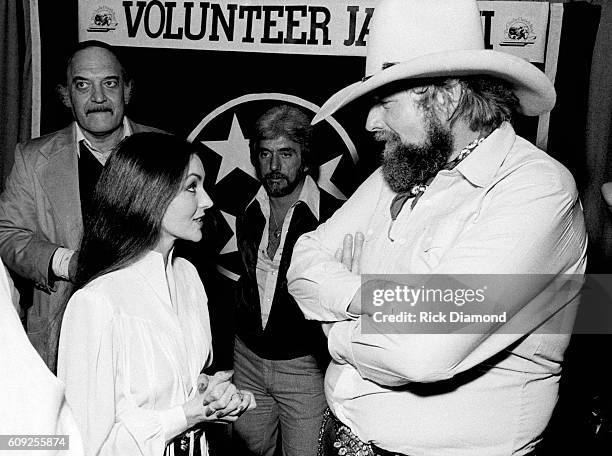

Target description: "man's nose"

left=365, top=105, right=383, bottom=132
left=270, top=154, right=281, bottom=171
left=91, top=83, right=107, bottom=103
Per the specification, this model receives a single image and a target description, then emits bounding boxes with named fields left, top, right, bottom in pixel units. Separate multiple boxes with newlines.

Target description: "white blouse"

left=58, top=251, right=212, bottom=456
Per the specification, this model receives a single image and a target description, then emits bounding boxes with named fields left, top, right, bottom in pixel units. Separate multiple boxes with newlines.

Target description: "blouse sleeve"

left=58, top=289, right=188, bottom=456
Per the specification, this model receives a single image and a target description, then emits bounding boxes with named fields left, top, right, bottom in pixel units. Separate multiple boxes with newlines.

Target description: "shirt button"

left=267, top=298, right=271, bottom=302
left=367, top=229, right=373, bottom=236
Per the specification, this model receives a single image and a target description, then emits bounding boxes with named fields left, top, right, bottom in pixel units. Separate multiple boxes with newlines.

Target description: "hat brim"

left=312, top=49, right=555, bottom=124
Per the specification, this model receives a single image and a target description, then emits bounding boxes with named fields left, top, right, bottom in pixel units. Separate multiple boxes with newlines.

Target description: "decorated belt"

left=318, top=408, right=408, bottom=456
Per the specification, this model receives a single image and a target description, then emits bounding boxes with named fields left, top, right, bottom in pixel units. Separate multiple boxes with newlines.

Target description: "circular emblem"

left=88, top=6, right=118, bottom=32
left=501, top=17, right=536, bottom=46
left=187, top=93, right=360, bottom=279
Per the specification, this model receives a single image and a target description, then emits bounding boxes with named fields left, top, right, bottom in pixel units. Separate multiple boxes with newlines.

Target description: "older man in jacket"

left=0, top=40, right=161, bottom=371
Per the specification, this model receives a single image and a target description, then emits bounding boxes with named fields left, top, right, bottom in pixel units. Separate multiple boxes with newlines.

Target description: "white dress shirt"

left=287, top=123, right=587, bottom=455
left=58, top=251, right=212, bottom=456
left=74, top=116, right=133, bottom=165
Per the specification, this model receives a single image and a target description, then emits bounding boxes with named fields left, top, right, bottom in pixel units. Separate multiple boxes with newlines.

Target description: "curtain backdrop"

left=583, top=0, right=612, bottom=273
left=543, top=7, right=611, bottom=456
left=0, top=0, right=32, bottom=190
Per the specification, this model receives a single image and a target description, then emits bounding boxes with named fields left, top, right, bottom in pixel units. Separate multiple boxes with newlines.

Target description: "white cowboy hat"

left=313, top=0, right=556, bottom=124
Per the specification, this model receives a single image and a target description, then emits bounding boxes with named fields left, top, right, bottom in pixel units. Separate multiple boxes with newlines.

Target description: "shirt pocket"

left=420, top=220, right=464, bottom=269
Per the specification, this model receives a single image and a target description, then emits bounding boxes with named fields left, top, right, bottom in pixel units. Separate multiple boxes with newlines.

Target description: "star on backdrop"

left=203, top=113, right=345, bottom=256
left=318, top=155, right=346, bottom=200
left=219, top=210, right=237, bottom=255
left=203, top=114, right=257, bottom=184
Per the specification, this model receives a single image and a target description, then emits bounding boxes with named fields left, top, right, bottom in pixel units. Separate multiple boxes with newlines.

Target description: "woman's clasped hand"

left=183, top=370, right=256, bottom=427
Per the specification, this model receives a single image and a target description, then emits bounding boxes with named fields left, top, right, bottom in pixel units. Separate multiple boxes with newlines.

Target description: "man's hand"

left=333, top=233, right=384, bottom=317
left=334, top=233, right=364, bottom=315
left=68, top=251, right=79, bottom=282
left=334, top=232, right=364, bottom=273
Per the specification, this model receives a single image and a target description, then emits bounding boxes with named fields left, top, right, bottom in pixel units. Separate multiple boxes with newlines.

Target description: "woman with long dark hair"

left=57, top=132, right=254, bottom=455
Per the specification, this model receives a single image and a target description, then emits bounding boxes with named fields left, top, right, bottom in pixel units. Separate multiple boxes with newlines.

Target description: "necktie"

left=389, top=137, right=485, bottom=221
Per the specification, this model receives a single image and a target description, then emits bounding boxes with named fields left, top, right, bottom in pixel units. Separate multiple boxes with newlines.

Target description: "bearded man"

left=232, top=104, right=342, bottom=456
left=287, top=0, right=587, bottom=455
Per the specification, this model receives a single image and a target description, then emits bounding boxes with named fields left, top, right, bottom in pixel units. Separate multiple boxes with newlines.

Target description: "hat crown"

left=311, top=0, right=556, bottom=124
left=366, top=0, right=485, bottom=76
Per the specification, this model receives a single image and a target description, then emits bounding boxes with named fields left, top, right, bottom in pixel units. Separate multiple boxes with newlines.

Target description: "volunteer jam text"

left=121, top=1, right=496, bottom=48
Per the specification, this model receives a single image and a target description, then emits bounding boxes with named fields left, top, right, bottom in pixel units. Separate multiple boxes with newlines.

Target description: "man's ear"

left=123, top=80, right=133, bottom=105
left=56, top=84, right=72, bottom=109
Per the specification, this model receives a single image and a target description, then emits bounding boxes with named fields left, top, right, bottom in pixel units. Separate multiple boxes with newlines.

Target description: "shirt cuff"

left=319, top=272, right=363, bottom=321
left=327, top=320, right=358, bottom=367
left=51, top=248, right=75, bottom=280
left=159, top=405, right=188, bottom=443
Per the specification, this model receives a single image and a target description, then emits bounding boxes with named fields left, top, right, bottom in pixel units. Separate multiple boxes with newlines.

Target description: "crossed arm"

left=288, top=167, right=586, bottom=386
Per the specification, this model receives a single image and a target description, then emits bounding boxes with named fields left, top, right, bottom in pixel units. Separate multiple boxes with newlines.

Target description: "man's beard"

left=379, top=115, right=454, bottom=193
left=259, top=169, right=305, bottom=197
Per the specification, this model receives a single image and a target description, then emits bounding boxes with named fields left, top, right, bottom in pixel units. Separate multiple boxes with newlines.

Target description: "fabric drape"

left=582, top=0, right=612, bottom=272
left=0, top=0, right=32, bottom=189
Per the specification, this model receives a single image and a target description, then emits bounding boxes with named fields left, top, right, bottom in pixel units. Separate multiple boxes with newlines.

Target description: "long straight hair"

left=49, top=133, right=199, bottom=370
left=75, top=132, right=196, bottom=288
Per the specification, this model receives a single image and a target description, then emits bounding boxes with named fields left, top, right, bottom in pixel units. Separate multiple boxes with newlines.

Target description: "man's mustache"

left=374, top=130, right=399, bottom=143
left=264, top=172, right=288, bottom=181
left=86, top=106, right=113, bottom=115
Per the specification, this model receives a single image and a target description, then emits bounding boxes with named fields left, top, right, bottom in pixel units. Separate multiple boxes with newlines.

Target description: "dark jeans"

left=233, top=337, right=326, bottom=456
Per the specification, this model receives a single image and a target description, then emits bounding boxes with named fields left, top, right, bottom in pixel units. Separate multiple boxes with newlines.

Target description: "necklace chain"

left=270, top=208, right=283, bottom=239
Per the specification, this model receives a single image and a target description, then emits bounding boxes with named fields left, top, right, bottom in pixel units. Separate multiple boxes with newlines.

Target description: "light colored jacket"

left=0, top=120, right=162, bottom=371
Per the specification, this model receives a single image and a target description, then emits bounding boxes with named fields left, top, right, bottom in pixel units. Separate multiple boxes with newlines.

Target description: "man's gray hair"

left=415, top=76, right=520, bottom=134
